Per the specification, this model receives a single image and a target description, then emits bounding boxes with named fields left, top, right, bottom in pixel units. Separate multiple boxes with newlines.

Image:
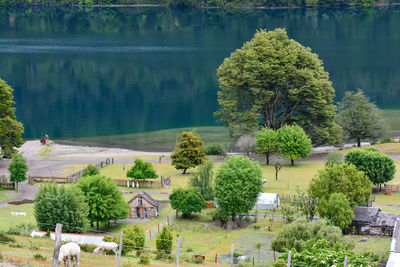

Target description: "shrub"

left=380, top=136, right=395, bottom=144
left=192, top=257, right=203, bottom=264
left=82, top=164, right=99, bottom=177
left=7, top=223, right=36, bottom=236
left=156, top=227, right=173, bottom=254
left=205, top=144, right=225, bottom=155
left=189, top=160, right=214, bottom=201
left=0, top=231, right=15, bottom=243
left=119, top=224, right=145, bottom=256
left=33, top=253, right=47, bottom=261
left=325, top=152, right=341, bottom=167
left=139, top=253, right=150, bottom=265
left=80, top=244, right=97, bottom=253
left=169, top=188, right=205, bottom=217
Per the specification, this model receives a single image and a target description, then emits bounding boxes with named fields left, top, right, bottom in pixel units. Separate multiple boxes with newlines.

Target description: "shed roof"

left=256, top=193, right=279, bottom=205
left=128, top=191, right=159, bottom=207
left=353, top=206, right=380, bottom=223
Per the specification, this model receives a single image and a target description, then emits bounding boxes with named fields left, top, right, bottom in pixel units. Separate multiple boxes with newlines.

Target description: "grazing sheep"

left=93, top=242, right=119, bottom=257
left=59, top=242, right=80, bottom=267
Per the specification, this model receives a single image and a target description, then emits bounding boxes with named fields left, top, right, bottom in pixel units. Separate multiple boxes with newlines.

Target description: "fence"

left=28, top=176, right=76, bottom=184
left=385, top=184, right=400, bottom=193
left=67, top=158, right=114, bottom=180
left=114, top=176, right=171, bottom=188
left=0, top=182, right=15, bottom=190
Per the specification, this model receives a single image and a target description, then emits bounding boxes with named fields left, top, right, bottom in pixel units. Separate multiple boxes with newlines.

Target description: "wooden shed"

left=128, top=191, right=159, bottom=219
left=350, top=206, right=399, bottom=236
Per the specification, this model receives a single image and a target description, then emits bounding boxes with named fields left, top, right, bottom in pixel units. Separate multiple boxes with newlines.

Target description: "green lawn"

left=0, top=189, right=17, bottom=202
left=0, top=204, right=35, bottom=231
left=353, top=235, right=391, bottom=261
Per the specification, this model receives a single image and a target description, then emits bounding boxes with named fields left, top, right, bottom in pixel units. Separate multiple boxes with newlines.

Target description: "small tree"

left=277, top=125, right=312, bottom=165
left=119, top=224, right=145, bottom=256
left=236, top=135, right=255, bottom=157
left=325, top=152, right=341, bottom=167
left=82, top=164, right=99, bottom=177
left=171, top=131, right=207, bottom=174
left=309, top=163, right=372, bottom=208
left=8, top=152, right=28, bottom=190
left=336, top=90, right=386, bottom=147
left=293, top=191, right=319, bottom=222
left=256, top=128, right=278, bottom=165
left=321, top=193, right=354, bottom=230
left=169, top=188, right=205, bottom=218
left=34, top=184, right=88, bottom=233
left=345, top=149, right=395, bottom=187
left=274, top=162, right=282, bottom=180
left=214, top=156, right=263, bottom=222
left=156, top=226, right=173, bottom=255
left=189, top=160, right=214, bottom=200
left=77, top=175, right=129, bottom=229
left=127, top=159, right=158, bottom=180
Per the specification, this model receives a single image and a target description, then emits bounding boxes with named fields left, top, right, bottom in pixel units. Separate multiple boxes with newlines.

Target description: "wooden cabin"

left=128, top=191, right=159, bottom=219
left=350, top=206, right=399, bottom=236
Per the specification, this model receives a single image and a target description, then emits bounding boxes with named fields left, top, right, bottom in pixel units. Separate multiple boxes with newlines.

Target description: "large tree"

left=308, top=163, right=372, bottom=208
left=34, top=184, right=88, bottom=233
left=127, top=159, right=158, bottom=180
left=345, top=148, right=395, bottom=186
left=8, top=152, right=28, bottom=190
left=169, top=188, right=205, bottom=217
left=214, top=156, right=263, bottom=221
left=189, top=160, right=214, bottom=201
left=215, top=28, right=337, bottom=145
left=0, top=79, right=24, bottom=158
left=277, top=125, right=313, bottom=165
left=336, top=90, right=386, bottom=147
left=171, top=131, right=207, bottom=174
left=77, top=175, right=129, bottom=229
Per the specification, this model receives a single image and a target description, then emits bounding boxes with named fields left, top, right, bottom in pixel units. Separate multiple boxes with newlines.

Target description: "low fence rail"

left=0, top=182, right=15, bottom=190
left=28, top=176, right=76, bottom=184
left=114, top=176, right=171, bottom=188
left=67, top=158, right=114, bottom=180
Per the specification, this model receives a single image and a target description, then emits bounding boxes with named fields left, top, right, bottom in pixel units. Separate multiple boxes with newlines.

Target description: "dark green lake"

left=0, top=6, right=399, bottom=144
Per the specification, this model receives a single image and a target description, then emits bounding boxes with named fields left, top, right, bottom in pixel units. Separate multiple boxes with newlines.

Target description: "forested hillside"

left=1, top=0, right=399, bottom=8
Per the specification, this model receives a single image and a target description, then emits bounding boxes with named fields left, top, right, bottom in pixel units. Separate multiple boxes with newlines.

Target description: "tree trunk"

left=291, top=159, right=294, bottom=166
left=357, top=138, right=361, bottom=147
left=96, top=222, right=99, bottom=230
left=183, top=168, right=187, bottom=174
left=91, top=222, right=94, bottom=227
left=265, top=153, right=270, bottom=165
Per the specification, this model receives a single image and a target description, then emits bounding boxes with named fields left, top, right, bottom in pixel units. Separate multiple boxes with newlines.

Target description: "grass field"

left=0, top=189, right=17, bottom=202
left=0, top=204, right=35, bottom=231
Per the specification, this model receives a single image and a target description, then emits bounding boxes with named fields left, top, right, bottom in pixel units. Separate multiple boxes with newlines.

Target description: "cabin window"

left=138, top=197, right=143, bottom=205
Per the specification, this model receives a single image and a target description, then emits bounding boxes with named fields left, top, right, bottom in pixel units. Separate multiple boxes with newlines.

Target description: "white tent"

left=253, top=193, right=280, bottom=210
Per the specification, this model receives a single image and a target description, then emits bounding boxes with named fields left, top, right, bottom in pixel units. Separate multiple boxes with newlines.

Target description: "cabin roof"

left=128, top=191, right=159, bottom=207
left=353, top=206, right=380, bottom=223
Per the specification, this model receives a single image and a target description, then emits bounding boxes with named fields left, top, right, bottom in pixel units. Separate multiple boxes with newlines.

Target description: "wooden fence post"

left=176, top=236, right=180, bottom=267
left=230, top=244, right=234, bottom=267
left=344, top=256, right=348, bottom=267
left=52, top=223, right=62, bottom=267
left=117, top=231, right=123, bottom=267
left=287, top=251, right=292, bottom=267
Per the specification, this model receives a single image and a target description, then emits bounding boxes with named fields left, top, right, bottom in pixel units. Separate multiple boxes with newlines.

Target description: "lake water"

left=0, top=6, right=399, bottom=143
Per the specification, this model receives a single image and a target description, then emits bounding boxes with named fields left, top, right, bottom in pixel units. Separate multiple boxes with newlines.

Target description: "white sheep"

left=58, top=242, right=80, bottom=267
left=93, top=242, right=119, bottom=257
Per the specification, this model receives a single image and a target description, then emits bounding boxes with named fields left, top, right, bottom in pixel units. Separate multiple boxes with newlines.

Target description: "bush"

left=80, top=244, right=97, bottom=253
left=205, top=144, right=226, bottom=155
left=82, top=164, right=100, bottom=177
left=127, top=159, right=158, bottom=180
left=33, top=253, right=47, bottom=261
left=192, top=257, right=203, bottom=264
left=139, top=254, right=150, bottom=265
left=271, top=220, right=353, bottom=253
left=0, top=231, right=15, bottom=243
left=380, top=136, right=395, bottom=144
left=120, top=224, right=145, bottom=256
left=156, top=227, right=173, bottom=254
left=7, top=223, right=36, bottom=236
left=212, top=208, right=230, bottom=223
left=169, top=188, right=205, bottom=217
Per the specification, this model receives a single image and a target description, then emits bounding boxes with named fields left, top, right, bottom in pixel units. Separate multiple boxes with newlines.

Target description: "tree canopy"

left=214, top=156, right=263, bottom=221
left=82, top=164, right=100, bottom=177
left=8, top=152, right=28, bottom=189
left=77, top=175, right=129, bottom=229
left=169, top=188, right=205, bottom=217
left=256, top=128, right=278, bottom=165
left=189, top=160, right=214, bottom=201
left=127, top=159, right=158, bottom=180
left=34, top=184, right=88, bottom=233
left=277, top=125, right=313, bottom=165
left=0, top=78, right=24, bottom=158
left=271, top=220, right=353, bottom=253
left=215, top=28, right=337, bottom=145
left=336, top=90, right=386, bottom=147
left=156, top=226, right=173, bottom=255
left=321, top=193, right=354, bottom=230
left=308, top=163, right=372, bottom=208
left=171, top=131, right=207, bottom=174
left=344, top=148, right=395, bottom=186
